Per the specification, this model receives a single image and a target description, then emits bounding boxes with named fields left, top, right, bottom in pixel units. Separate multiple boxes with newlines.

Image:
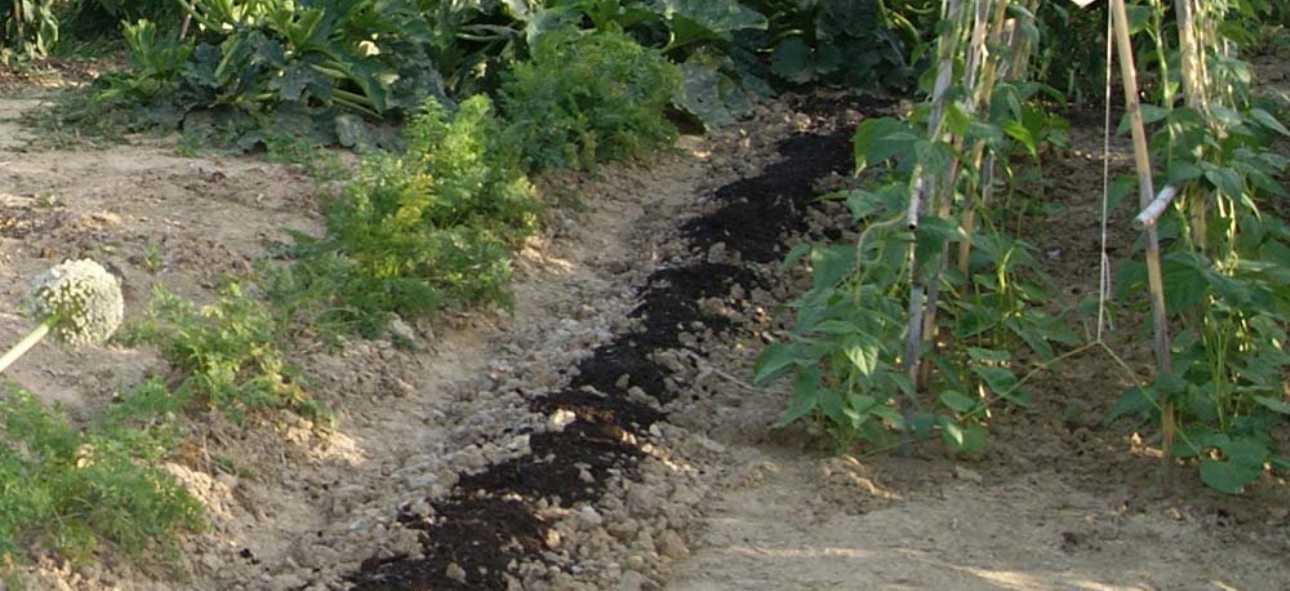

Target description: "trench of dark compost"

left=346, top=110, right=861, bottom=591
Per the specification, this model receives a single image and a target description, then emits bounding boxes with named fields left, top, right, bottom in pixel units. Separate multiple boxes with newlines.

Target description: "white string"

left=1097, top=3, right=1115, bottom=342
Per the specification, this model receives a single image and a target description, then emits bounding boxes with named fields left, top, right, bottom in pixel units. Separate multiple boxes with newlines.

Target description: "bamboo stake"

left=1174, top=0, right=1212, bottom=253
left=1109, top=0, right=1176, bottom=465
left=1134, top=184, right=1180, bottom=229
left=957, top=2, right=1027, bottom=277
left=900, top=0, right=966, bottom=454
left=917, top=0, right=994, bottom=387
left=179, top=0, right=197, bottom=41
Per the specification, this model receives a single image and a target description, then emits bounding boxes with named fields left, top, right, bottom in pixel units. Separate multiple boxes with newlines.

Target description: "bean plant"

left=1104, top=0, right=1290, bottom=493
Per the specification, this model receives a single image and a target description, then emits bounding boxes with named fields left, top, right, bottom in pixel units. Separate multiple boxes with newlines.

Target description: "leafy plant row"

left=0, top=10, right=701, bottom=572
left=34, top=0, right=936, bottom=145
left=756, top=0, right=1290, bottom=495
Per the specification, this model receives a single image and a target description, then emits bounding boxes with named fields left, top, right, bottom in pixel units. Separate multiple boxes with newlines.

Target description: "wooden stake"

left=1110, top=0, right=1175, bottom=465
left=180, top=0, right=197, bottom=41
left=901, top=0, right=966, bottom=454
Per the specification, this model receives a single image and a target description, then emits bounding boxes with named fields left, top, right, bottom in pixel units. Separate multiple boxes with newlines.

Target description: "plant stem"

left=0, top=320, right=52, bottom=375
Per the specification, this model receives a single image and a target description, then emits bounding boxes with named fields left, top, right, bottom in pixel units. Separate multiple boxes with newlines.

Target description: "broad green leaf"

left=942, top=420, right=964, bottom=449
left=819, top=384, right=847, bottom=426
left=815, top=0, right=879, bottom=40
left=843, top=333, right=882, bottom=377
left=1248, top=108, right=1289, bottom=136
left=810, top=319, right=861, bottom=335
left=938, top=390, right=976, bottom=413
left=664, top=0, right=767, bottom=38
left=335, top=114, right=380, bottom=150
left=973, top=366, right=1030, bottom=407
left=754, top=342, right=806, bottom=385
left=1001, top=119, right=1037, bottom=158
left=1164, top=161, right=1205, bottom=185
left=1199, top=458, right=1263, bottom=494
left=847, top=394, right=877, bottom=414
left=1102, top=386, right=1152, bottom=426
left=1204, top=166, right=1245, bottom=199
left=960, top=423, right=987, bottom=456
left=870, top=403, right=904, bottom=428
left=966, top=348, right=1010, bottom=364
left=1124, top=3, right=1153, bottom=34
left=910, top=410, right=936, bottom=440
left=853, top=117, right=916, bottom=172
left=1161, top=253, right=1211, bottom=311
left=845, top=189, right=883, bottom=221
left=810, top=245, right=857, bottom=290
left=942, top=420, right=986, bottom=455
left=1219, top=439, right=1269, bottom=467
left=1007, top=319, right=1055, bottom=361
left=1139, top=104, right=1168, bottom=124
left=781, top=243, right=813, bottom=271
left=771, top=37, right=815, bottom=84
left=777, top=367, right=821, bottom=426
left=674, top=54, right=736, bottom=129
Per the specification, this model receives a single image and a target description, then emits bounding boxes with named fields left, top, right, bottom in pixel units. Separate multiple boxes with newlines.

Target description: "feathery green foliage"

left=0, top=386, right=202, bottom=565
left=502, top=29, right=681, bottom=170
left=123, top=285, right=331, bottom=426
left=268, top=95, right=540, bottom=337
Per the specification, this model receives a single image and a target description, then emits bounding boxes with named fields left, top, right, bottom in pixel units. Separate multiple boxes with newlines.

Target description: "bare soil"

left=0, top=58, right=1286, bottom=591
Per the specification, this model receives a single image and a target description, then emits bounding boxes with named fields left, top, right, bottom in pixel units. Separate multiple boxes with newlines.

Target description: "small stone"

left=407, top=499, right=432, bottom=518
left=693, top=435, right=727, bottom=454
left=446, top=562, right=468, bottom=584
left=616, top=571, right=648, bottom=591
left=385, top=377, right=415, bottom=398
left=955, top=466, right=984, bottom=483
left=548, top=409, right=577, bottom=432
left=387, top=317, right=418, bottom=343
left=608, top=518, right=640, bottom=540
left=657, top=530, right=688, bottom=560
left=577, top=506, right=604, bottom=529
left=215, top=472, right=239, bottom=490
left=635, top=531, right=656, bottom=554
left=271, top=573, right=306, bottom=591
left=706, top=242, right=728, bottom=264
left=626, top=484, right=662, bottom=514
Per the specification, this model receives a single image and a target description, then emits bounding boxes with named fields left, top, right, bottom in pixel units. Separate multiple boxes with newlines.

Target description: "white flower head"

left=28, top=259, right=124, bottom=347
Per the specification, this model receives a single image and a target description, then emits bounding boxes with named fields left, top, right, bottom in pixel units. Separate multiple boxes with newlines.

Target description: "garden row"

left=0, top=0, right=934, bottom=578
left=0, top=0, right=1288, bottom=584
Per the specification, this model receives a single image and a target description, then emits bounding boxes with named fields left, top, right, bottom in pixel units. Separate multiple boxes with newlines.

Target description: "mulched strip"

left=346, top=112, right=872, bottom=590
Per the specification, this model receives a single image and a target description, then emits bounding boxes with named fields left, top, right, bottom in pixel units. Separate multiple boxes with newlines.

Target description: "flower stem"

left=0, top=320, right=52, bottom=375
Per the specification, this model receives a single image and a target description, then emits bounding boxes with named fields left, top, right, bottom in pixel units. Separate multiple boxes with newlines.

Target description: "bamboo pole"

left=179, top=0, right=198, bottom=40
left=1135, top=184, right=1180, bottom=229
left=900, top=0, right=966, bottom=454
left=917, top=0, right=996, bottom=387
left=1109, top=0, right=1176, bottom=464
left=956, top=1, right=1027, bottom=277
left=1174, top=0, right=1213, bottom=253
